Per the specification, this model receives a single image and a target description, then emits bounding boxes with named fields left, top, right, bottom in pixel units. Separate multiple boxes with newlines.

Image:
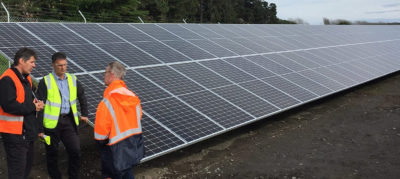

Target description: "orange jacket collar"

left=103, top=80, right=127, bottom=97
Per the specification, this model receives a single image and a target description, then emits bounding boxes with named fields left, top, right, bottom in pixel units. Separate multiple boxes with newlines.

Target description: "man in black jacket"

left=0, top=47, right=44, bottom=179
left=36, top=52, right=88, bottom=179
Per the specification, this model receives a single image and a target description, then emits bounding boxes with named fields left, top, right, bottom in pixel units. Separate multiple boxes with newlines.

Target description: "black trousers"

left=2, top=133, right=34, bottom=179
left=45, top=114, right=80, bottom=179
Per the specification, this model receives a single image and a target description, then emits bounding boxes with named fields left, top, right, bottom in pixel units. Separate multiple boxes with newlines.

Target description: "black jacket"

left=36, top=73, right=88, bottom=133
left=0, top=68, right=38, bottom=141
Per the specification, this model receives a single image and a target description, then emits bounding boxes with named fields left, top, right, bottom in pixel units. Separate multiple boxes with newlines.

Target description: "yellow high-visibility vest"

left=43, top=73, right=78, bottom=129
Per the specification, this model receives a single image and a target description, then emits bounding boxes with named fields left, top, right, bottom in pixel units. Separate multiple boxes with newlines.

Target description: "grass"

left=0, top=54, right=10, bottom=75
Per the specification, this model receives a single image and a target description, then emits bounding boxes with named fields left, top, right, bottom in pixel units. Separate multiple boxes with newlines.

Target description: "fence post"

left=78, top=10, right=86, bottom=23
left=138, top=16, right=144, bottom=24
left=1, top=2, right=10, bottom=23
left=183, top=19, right=187, bottom=24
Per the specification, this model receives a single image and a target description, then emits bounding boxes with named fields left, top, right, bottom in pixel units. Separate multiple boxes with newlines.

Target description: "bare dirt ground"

left=1, top=72, right=400, bottom=179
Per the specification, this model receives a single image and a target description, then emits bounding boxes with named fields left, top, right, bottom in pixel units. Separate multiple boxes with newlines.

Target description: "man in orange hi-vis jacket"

left=94, top=61, right=144, bottom=179
left=0, top=47, right=44, bottom=179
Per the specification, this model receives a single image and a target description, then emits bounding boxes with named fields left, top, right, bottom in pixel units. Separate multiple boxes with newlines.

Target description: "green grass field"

left=0, top=54, right=10, bottom=75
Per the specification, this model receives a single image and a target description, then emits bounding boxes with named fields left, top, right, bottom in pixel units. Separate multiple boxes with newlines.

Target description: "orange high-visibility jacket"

left=94, top=80, right=142, bottom=145
left=0, top=68, right=32, bottom=134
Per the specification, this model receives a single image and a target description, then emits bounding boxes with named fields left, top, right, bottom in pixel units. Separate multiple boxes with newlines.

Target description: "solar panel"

left=171, top=62, right=233, bottom=89
left=265, top=53, right=308, bottom=72
left=239, top=80, right=300, bottom=109
left=96, top=43, right=161, bottom=67
left=142, top=97, right=223, bottom=142
left=298, top=70, right=346, bottom=91
left=1, top=22, right=400, bottom=162
left=141, top=115, right=184, bottom=157
left=280, top=52, right=320, bottom=69
left=0, top=23, right=44, bottom=48
left=131, top=24, right=181, bottom=41
left=230, top=38, right=271, bottom=53
left=65, top=23, right=124, bottom=44
left=212, top=85, right=279, bottom=117
left=163, top=40, right=215, bottom=60
left=282, top=72, right=332, bottom=96
left=132, top=41, right=190, bottom=63
left=224, top=57, right=275, bottom=78
left=157, top=24, right=204, bottom=40
left=210, top=38, right=255, bottom=55
left=100, top=24, right=155, bottom=42
left=188, top=39, right=237, bottom=57
left=54, top=44, right=117, bottom=71
left=180, top=90, right=253, bottom=128
left=75, top=74, right=104, bottom=119
left=21, top=23, right=88, bottom=45
left=200, top=60, right=256, bottom=83
left=136, top=66, right=205, bottom=96
left=248, top=55, right=293, bottom=75
left=181, top=24, right=224, bottom=39
left=262, top=76, right=318, bottom=102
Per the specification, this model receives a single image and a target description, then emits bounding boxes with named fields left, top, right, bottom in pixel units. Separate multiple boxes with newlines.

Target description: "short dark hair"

left=52, top=52, right=67, bottom=63
left=13, top=47, right=37, bottom=66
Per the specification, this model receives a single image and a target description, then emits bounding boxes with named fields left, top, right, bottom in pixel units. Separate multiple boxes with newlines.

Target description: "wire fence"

left=0, top=4, right=144, bottom=23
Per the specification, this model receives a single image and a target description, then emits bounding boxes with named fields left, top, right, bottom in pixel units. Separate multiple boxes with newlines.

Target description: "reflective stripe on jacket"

left=43, top=73, right=79, bottom=129
left=0, top=68, right=32, bottom=134
left=94, top=80, right=143, bottom=145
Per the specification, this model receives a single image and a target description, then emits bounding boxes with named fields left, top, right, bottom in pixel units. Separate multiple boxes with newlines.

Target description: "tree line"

left=1, top=0, right=295, bottom=24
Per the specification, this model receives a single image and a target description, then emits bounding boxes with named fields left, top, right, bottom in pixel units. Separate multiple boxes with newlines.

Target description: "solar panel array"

left=1, top=23, right=400, bottom=161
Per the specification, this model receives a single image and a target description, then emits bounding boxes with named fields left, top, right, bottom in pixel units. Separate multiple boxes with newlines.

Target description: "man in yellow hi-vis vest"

left=37, top=52, right=88, bottom=179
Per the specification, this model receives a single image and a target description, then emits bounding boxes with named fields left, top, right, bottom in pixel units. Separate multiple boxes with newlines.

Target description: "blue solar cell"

left=96, top=43, right=161, bottom=67
left=136, top=66, right=205, bottom=96
left=200, top=60, right=256, bottom=83
left=133, top=41, right=190, bottom=63
left=142, top=115, right=184, bottom=157
left=21, top=23, right=88, bottom=45
left=142, top=97, right=223, bottom=142
left=213, top=85, right=279, bottom=117
left=239, top=80, right=300, bottom=109
left=65, top=23, right=124, bottom=44
left=0, top=23, right=45, bottom=48
left=171, top=62, right=233, bottom=89
left=224, top=57, right=275, bottom=78
left=163, top=40, right=215, bottom=60
left=180, top=90, right=253, bottom=128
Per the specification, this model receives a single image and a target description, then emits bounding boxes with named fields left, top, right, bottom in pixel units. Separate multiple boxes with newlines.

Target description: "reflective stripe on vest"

left=102, top=98, right=142, bottom=145
left=43, top=73, right=79, bottom=129
left=0, top=69, right=32, bottom=134
left=0, top=115, right=23, bottom=122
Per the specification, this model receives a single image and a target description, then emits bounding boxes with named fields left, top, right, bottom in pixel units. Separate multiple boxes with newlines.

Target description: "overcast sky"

left=268, top=0, right=400, bottom=24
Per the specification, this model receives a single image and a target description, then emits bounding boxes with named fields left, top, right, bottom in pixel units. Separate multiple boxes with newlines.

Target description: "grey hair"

left=107, top=61, right=126, bottom=79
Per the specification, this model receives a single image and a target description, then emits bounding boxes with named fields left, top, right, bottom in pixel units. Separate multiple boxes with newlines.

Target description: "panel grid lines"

left=2, top=22, right=400, bottom=162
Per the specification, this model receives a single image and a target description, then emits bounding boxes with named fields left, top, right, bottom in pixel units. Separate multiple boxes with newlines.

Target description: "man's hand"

left=38, top=133, right=44, bottom=139
left=79, top=116, right=89, bottom=123
left=33, top=99, right=44, bottom=111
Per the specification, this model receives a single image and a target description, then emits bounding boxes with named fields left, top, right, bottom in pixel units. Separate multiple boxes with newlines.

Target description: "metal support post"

left=138, top=16, right=144, bottom=24
left=183, top=19, right=187, bottom=24
left=1, top=2, right=10, bottom=23
left=78, top=10, right=86, bottom=23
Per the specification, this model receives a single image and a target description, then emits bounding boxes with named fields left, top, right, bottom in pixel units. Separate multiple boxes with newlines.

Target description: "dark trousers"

left=2, top=133, right=34, bottom=179
left=45, top=114, right=80, bottom=179
left=108, top=168, right=134, bottom=179
left=98, top=144, right=134, bottom=179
